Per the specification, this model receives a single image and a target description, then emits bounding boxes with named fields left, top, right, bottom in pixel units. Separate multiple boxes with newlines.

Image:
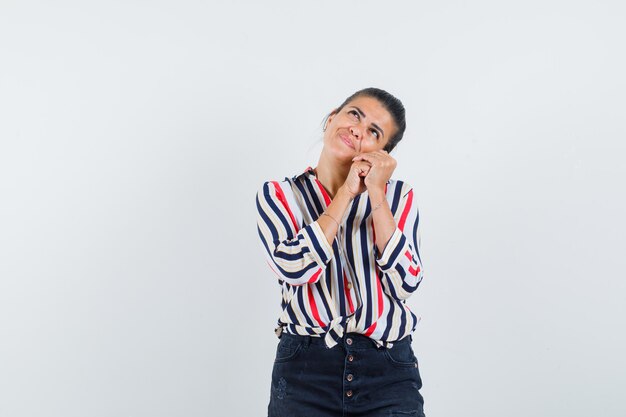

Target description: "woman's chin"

left=332, top=143, right=357, bottom=159
left=322, top=142, right=357, bottom=163
left=335, top=150, right=357, bottom=164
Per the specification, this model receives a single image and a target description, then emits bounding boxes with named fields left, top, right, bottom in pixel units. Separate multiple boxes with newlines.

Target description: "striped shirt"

left=256, top=166, right=424, bottom=348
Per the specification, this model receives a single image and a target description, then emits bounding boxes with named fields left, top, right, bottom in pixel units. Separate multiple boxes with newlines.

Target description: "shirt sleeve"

left=376, top=184, right=424, bottom=300
left=256, top=180, right=334, bottom=286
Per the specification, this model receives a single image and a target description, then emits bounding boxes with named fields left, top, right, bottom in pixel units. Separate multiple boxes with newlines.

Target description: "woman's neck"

left=313, top=152, right=351, bottom=199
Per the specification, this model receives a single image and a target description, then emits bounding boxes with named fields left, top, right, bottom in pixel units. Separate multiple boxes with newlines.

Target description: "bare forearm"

left=368, top=187, right=396, bottom=254
left=316, top=186, right=354, bottom=245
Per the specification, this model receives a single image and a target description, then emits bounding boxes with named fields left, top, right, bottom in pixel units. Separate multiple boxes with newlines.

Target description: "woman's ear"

left=324, top=108, right=338, bottom=131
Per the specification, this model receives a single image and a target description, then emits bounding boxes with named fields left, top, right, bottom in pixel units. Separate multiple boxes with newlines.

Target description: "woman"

left=256, top=87, right=425, bottom=417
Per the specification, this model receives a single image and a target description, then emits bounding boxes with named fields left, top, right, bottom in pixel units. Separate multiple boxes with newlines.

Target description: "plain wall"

left=1, top=1, right=625, bottom=416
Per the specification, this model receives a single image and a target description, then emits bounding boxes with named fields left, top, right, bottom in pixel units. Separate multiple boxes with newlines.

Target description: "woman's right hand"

left=341, top=161, right=371, bottom=199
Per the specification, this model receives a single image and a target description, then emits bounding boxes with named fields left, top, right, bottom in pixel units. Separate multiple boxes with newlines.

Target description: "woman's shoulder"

left=257, top=176, right=295, bottom=194
left=256, top=177, right=301, bottom=210
left=256, top=177, right=304, bottom=222
left=386, top=178, right=415, bottom=196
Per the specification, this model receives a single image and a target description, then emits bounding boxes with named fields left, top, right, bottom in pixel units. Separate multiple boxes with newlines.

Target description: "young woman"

left=256, top=88, right=425, bottom=417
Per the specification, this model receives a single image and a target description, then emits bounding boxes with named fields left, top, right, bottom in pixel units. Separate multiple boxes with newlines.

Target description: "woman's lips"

left=339, top=133, right=355, bottom=149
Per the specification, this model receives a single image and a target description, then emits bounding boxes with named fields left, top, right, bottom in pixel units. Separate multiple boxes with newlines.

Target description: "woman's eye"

left=371, top=129, right=379, bottom=139
left=349, top=110, right=359, bottom=119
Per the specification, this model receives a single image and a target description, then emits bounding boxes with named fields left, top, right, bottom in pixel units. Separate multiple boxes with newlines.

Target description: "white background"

left=1, top=1, right=625, bottom=416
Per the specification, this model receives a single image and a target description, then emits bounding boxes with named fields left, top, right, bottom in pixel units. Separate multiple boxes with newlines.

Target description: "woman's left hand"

left=351, top=150, right=397, bottom=192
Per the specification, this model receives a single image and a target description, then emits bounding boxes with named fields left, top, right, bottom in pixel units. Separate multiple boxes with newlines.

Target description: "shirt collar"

left=294, top=165, right=316, bottom=181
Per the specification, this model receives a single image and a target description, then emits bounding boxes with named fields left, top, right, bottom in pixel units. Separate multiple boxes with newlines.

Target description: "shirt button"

left=346, top=338, right=353, bottom=346
left=346, top=390, right=353, bottom=397
left=346, top=374, right=354, bottom=382
left=347, top=354, right=354, bottom=362
left=346, top=282, right=352, bottom=290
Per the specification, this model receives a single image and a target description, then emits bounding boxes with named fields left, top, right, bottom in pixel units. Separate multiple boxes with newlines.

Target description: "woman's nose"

left=350, top=126, right=361, bottom=140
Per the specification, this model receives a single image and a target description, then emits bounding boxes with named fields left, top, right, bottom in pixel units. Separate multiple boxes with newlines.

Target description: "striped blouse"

left=256, top=166, right=424, bottom=349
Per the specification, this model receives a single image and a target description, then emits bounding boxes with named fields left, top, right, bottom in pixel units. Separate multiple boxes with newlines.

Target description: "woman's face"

left=323, top=95, right=397, bottom=160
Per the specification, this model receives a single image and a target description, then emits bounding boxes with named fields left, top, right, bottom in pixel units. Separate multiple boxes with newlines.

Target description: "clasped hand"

left=343, top=150, right=397, bottom=198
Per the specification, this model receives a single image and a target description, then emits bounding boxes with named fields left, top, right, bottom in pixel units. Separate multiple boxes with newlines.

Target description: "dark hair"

left=323, top=87, right=406, bottom=152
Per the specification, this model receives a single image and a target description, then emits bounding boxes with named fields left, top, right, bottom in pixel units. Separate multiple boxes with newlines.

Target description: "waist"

left=279, top=331, right=412, bottom=349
